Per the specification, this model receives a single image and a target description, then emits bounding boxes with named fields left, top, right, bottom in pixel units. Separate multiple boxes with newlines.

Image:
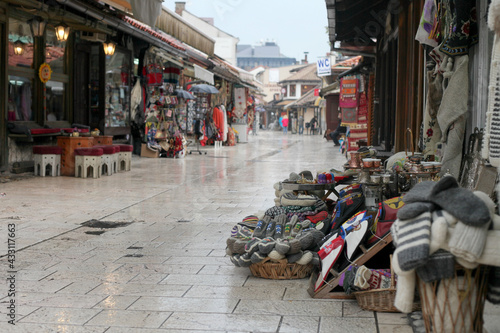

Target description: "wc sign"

left=317, top=58, right=331, bottom=76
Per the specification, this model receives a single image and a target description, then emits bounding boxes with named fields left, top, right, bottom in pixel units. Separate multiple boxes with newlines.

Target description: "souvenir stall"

left=140, top=48, right=186, bottom=158
left=339, top=72, right=371, bottom=154
left=232, top=86, right=248, bottom=143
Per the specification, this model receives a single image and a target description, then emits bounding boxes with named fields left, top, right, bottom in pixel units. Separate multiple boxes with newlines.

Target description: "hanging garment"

left=438, top=0, right=478, bottom=56
left=482, top=0, right=500, bottom=167
left=220, top=105, right=228, bottom=142
left=437, top=54, right=469, bottom=177
left=415, top=0, right=439, bottom=47
left=422, top=69, right=443, bottom=156
left=339, top=76, right=359, bottom=108
left=131, top=79, right=142, bottom=122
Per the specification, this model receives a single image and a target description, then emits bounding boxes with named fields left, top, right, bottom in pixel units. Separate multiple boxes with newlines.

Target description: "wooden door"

left=73, top=44, right=90, bottom=126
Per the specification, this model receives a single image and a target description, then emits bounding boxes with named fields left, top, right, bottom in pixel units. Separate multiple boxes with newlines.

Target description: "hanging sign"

left=39, top=63, right=52, bottom=83
left=316, top=57, right=331, bottom=76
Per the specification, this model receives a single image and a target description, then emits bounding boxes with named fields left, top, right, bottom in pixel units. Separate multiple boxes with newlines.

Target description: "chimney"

left=175, top=2, right=186, bottom=16
left=302, top=52, right=309, bottom=64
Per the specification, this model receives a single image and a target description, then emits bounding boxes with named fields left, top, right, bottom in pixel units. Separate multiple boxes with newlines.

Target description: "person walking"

left=298, top=115, right=304, bottom=135
left=282, top=115, right=289, bottom=134
left=309, top=116, right=317, bottom=135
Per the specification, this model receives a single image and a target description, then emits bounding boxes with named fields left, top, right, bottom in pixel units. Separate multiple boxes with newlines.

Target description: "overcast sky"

left=163, top=0, right=330, bottom=62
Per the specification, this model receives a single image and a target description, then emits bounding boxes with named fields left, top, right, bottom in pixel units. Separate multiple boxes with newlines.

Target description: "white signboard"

left=269, top=68, right=280, bottom=83
left=317, top=58, right=331, bottom=76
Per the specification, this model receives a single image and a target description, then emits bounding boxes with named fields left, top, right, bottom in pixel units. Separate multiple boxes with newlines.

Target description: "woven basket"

left=353, top=255, right=420, bottom=313
left=249, top=257, right=314, bottom=280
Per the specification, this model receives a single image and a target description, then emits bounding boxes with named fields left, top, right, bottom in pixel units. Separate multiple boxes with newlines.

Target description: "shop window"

left=105, top=48, right=131, bottom=128
left=8, top=18, right=33, bottom=69
left=7, top=76, right=34, bottom=121
left=289, top=84, right=296, bottom=97
left=46, top=81, right=65, bottom=121
left=45, top=28, right=66, bottom=75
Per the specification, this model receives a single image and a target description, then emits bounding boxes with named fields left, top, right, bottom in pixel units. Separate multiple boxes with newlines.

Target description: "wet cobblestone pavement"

left=0, top=131, right=498, bottom=332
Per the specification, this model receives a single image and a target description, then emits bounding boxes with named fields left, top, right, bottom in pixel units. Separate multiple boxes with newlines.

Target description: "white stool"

left=94, top=145, right=117, bottom=176
left=214, top=141, right=222, bottom=149
left=74, top=148, right=103, bottom=179
left=33, top=146, right=62, bottom=177
left=117, top=145, right=133, bottom=172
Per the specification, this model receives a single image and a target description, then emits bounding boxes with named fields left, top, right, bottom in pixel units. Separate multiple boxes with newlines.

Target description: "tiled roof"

left=279, top=64, right=321, bottom=83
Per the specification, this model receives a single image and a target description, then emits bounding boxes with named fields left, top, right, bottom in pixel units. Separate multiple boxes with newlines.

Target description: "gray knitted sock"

left=287, top=251, right=303, bottom=263
left=296, top=251, right=313, bottom=265
left=230, top=254, right=241, bottom=267
left=245, top=237, right=262, bottom=254
left=233, top=239, right=247, bottom=254
left=258, top=237, right=276, bottom=254
left=416, top=250, right=455, bottom=283
left=287, top=239, right=302, bottom=254
left=253, top=216, right=271, bottom=238
left=274, top=214, right=287, bottom=239
left=250, top=251, right=266, bottom=264
left=275, top=239, right=291, bottom=255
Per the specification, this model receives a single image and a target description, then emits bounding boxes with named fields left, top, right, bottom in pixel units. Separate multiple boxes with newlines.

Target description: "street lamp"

left=28, top=16, right=46, bottom=37
left=55, top=22, right=70, bottom=42
left=14, top=40, right=25, bottom=55
left=103, top=36, right=116, bottom=56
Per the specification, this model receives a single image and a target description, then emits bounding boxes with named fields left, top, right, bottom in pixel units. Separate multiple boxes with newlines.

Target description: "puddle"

left=81, top=220, right=132, bottom=228
left=124, top=254, right=144, bottom=258
left=85, top=230, right=106, bottom=235
left=127, top=246, right=143, bottom=250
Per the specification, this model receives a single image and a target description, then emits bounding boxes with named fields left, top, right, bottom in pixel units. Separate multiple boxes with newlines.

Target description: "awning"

left=194, top=64, right=214, bottom=85
left=276, top=100, right=295, bottom=106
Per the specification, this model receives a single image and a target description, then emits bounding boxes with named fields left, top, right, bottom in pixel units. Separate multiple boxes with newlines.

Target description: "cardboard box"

left=140, top=144, right=159, bottom=158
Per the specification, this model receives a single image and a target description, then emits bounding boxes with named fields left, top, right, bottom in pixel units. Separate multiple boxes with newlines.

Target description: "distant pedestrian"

left=282, top=115, right=289, bottom=134
left=298, top=115, right=304, bottom=135
left=309, top=116, right=317, bottom=135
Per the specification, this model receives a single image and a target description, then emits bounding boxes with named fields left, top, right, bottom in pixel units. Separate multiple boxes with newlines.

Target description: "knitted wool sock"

left=268, top=250, right=285, bottom=261
left=237, top=253, right=252, bottom=267
left=265, top=218, right=277, bottom=238
left=287, top=239, right=302, bottom=254
left=487, top=266, right=500, bottom=304
left=301, top=219, right=312, bottom=229
left=416, top=250, right=455, bottom=283
left=287, top=251, right=303, bottom=263
left=275, top=239, right=291, bottom=255
left=311, top=252, right=320, bottom=266
left=397, top=202, right=436, bottom=220
left=233, top=239, right=248, bottom=254
left=291, top=222, right=303, bottom=237
left=225, top=247, right=232, bottom=256
left=354, top=266, right=371, bottom=290
left=296, top=232, right=314, bottom=250
left=274, top=215, right=286, bottom=239
left=392, top=212, right=432, bottom=272
left=253, top=216, right=271, bottom=238
left=430, top=188, right=491, bottom=226
left=244, top=237, right=262, bottom=254
left=226, top=237, right=237, bottom=253
left=250, top=251, right=266, bottom=264
left=448, top=220, right=490, bottom=263
left=392, top=254, right=417, bottom=313
left=343, top=266, right=359, bottom=294
left=231, top=224, right=253, bottom=239
left=258, top=237, right=276, bottom=254
left=284, top=215, right=298, bottom=237
left=230, top=254, right=241, bottom=267
left=296, top=251, right=313, bottom=265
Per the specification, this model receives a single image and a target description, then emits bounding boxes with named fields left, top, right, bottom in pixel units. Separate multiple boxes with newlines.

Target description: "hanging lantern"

left=103, top=36, right=116, bottom=56
left=28, top=16, right=46, bottom=37
left=14, top=40, right=25, bottom=55
left=55, top=22, right=70, bottom=42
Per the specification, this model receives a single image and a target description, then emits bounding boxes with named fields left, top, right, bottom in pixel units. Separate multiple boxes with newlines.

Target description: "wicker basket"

left=249, top=257, right=314, bottom=280
left=353, top=255, right=420, bottom=313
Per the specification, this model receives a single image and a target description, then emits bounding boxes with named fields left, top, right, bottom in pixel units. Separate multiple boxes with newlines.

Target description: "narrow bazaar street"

left=0, top=131, right=411, bottom=333
left=1, top=131, right=500, bottom=332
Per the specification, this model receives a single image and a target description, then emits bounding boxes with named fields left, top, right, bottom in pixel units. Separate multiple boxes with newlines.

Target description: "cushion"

left=33, top=145, right=63, bottom=155
left=93, top=145, right=117, bottom=154
left=118, top=144, right=133, bottom=152
left=74, top=148, right=103, bottom=156
left=30, top=128, right=61, bottom=135
left=112, top=145, right=121, bottom=152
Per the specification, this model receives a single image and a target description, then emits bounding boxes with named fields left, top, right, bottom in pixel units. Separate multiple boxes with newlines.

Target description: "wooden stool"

left=33, top=145, right=63, bottom=177
left=94, top=145, right=118, bottom=176
left=117, top=144, right=133, bottom=172
left=74, top=148, right=103, bottom=179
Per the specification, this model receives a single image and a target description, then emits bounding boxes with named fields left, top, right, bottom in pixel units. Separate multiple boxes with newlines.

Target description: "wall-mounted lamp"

left=55, top=22, right=70, bottom=42
left=28, top=16, right=46, bottom=37
left=14, top=40, right=25, bottom=55
left=103, top=36, right=116, bottom=56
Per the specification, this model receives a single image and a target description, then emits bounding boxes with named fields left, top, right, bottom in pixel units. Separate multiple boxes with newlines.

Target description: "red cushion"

left=112, top=145, right=121, bottom=152
left=74, top=148, right=103, bottom=156
left=33, top=145, right=63, bottom=155
left=118, top=144, right=133, bottom=152
left=61, top=128, right=89, bottom=133
left=94, top=145, right=117, bottom=154
left=30, top=128, right=60, bottom=135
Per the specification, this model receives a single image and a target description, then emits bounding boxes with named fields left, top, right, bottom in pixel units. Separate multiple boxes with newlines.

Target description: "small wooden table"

left=57, top=136, right=95, bottom=176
